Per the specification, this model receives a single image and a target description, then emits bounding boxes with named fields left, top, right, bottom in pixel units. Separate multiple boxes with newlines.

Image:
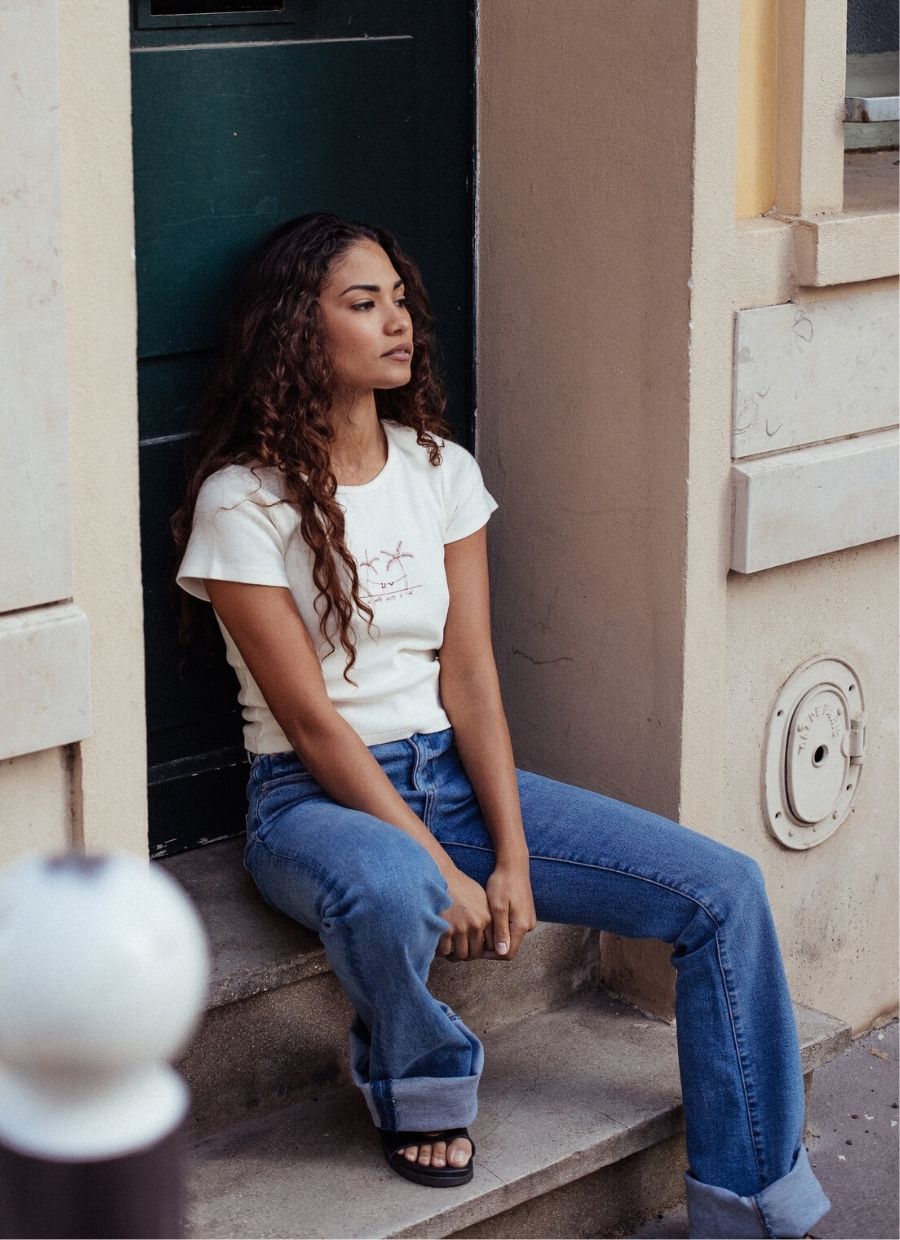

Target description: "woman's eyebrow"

left=339, top=278, right=405, bottom=296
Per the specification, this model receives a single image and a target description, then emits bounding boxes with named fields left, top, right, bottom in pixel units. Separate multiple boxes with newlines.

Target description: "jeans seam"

left=716, top=930, right=767, bottom=1190
left=751, top=1195, right=774, bottom=1237
left=440, top=841, right=726, bottom=929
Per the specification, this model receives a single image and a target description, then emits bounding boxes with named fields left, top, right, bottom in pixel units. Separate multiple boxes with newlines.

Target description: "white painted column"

left=0, top=1, right=91, bottom=769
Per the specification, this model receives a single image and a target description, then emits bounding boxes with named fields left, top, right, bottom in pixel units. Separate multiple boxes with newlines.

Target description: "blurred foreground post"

left=0, top=853, right=210, bottom=1239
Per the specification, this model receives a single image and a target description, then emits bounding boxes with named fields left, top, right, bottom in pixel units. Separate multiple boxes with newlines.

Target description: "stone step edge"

left=158, top=837, right=599, bottom=1013
left=183, top=991, right=852, bottom=1240
left=159, top=837, right=329, bottom=1010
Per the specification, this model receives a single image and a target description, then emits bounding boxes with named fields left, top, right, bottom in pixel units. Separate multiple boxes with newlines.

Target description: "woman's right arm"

left=204, top=578, right=495, bottom=960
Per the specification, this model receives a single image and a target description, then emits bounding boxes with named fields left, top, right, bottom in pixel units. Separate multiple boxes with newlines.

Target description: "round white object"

left=0, top=851, right=210, bottom=1158
left=763, top=656, right=866, bottom=849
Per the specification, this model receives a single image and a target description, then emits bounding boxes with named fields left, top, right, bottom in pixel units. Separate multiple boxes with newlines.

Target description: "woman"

left=174, top=212, right=830, bottom=1238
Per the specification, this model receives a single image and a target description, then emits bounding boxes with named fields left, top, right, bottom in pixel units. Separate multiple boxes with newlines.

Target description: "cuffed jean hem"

left=351, top=1067, right=481, bottom=1132
left=684, top=1143, right=831, bottom=1238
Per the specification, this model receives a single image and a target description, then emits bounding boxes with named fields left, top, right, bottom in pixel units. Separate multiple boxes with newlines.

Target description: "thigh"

left=244, top=769, right=449, bottom=933
left=432, top=760, right=755, bottom=944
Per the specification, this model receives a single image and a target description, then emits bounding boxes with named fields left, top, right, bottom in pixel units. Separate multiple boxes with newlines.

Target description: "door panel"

left=131, top=1, right=475, bottom=857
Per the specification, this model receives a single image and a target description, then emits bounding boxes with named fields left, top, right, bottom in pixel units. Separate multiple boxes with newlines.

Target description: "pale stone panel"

left=0, top=0, right=72, bottom=612
left=731, top=428, right=899, bottom=573
left=0, top=747, right=72, bottom=868
left=733, top=285, right=899, bottom=457
left=726, top=538, right=899, bottom=1032
left=0, top=605, right=91, bottom=762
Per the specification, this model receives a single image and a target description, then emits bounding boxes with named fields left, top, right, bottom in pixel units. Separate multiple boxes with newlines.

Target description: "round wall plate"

left=763, top=655, right=866, bottom=850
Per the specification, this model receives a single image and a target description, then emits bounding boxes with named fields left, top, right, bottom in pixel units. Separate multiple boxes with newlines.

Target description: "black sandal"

left=379, top=1126, right=475, bottom=1187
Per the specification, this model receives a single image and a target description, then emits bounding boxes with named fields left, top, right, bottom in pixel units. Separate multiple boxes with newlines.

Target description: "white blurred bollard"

left=0, top=851, right=210, bottom=1239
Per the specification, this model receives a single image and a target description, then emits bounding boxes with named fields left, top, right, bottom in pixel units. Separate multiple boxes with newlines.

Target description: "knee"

left=713, top=846, right=770, bottom=921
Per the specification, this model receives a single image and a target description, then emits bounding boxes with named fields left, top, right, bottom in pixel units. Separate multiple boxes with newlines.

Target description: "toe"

left=417, top=1142, right=433, bottom=1165
left=402, top=1145, right=418, bottom=1162
left=448, top=1137, right=472, bottom=1167
left=431, top=1140, right=447, bottom=1167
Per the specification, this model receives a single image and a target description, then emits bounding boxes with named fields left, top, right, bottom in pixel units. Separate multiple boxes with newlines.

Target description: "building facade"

left=1, top=0, right=897, bottom=1038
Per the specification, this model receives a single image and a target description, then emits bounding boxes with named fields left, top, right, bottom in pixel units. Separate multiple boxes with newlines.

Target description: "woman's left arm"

left=438, top=524, right=537, bottom=961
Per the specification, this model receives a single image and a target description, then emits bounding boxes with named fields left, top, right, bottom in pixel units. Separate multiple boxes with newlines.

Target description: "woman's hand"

left=484, top=861, right=536, bottom=961
left=435, top=866, right=494, bottom=961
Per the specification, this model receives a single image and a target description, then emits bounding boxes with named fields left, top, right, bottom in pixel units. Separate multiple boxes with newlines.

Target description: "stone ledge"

left=158, top=836, right=599, bottom=1020
left=793, top=150, right=899, bottom=287
left=183, top=989, right=850, bottom=1240
left=159, top=835, right=329, bottom=1009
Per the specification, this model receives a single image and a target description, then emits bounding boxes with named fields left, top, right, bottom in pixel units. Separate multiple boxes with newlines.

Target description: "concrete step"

left=182, top=989, right=850, bottom=1240
left=159, top=838, right=599, bottom=1137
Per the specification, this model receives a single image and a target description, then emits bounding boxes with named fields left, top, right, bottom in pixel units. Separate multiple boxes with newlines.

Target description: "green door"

left=131, top=0, right=476, bottom=858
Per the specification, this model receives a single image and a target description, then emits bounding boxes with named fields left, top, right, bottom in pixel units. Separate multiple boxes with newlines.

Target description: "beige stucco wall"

left=0, top=749, right=73, bottom=862
left=2, top=0, right=895, bottom=1038
left=0, top=0, right=145, bottom=868
left=477, top=0, right=898, bottom=1035
left=58, top=0, right=147, bottom=857
left=727, top=539, right=899, bottom=1033
left=476, top=0, right=696, bottom=815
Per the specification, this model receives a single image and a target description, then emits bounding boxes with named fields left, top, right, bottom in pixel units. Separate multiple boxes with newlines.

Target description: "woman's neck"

left=327, top=390, right=387, bottom=483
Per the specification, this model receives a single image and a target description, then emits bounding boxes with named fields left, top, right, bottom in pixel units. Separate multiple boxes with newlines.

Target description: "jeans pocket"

left=252, top=771, right=321, bottom=843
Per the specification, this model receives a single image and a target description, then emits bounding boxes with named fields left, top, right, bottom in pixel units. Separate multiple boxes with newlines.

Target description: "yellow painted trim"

left=737, top=0, right=778, bottom=218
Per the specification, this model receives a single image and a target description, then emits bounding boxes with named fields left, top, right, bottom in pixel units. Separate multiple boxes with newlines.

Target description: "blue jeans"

left=243, top=726, right=831, bottom=1239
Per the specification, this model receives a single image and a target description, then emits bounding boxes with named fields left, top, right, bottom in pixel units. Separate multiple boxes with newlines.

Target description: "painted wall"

left=0, top=0, right=145, bottom=867
left=737, top=0, right=778, bottom=218
left=477, top=0, right=898, bottom=1034
left=476, top=0, right=696, bottom=818
left=0, top=0, right=83, bottom=865
left=58, top=0, right=146, bottom=856
left=726, top=538, right=899, bottom=1033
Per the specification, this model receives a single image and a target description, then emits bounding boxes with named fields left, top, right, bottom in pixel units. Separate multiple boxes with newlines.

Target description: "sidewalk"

left=630, top=1017, right=899, bottom=1240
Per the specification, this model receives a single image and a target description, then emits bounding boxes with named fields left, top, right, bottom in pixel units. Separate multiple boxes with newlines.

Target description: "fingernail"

left=497, top=941, right=509, bottom=954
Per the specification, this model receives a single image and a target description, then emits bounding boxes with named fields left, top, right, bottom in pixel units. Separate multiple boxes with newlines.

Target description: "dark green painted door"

left=131, top=0, right=476, bottom=858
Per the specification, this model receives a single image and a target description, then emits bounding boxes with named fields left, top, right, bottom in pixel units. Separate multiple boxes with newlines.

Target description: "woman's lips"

left=382, top=346, right=412, bottom=360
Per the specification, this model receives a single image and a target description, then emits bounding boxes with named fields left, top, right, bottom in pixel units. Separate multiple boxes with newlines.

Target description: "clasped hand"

left=436, top=863, right=536, bottom=963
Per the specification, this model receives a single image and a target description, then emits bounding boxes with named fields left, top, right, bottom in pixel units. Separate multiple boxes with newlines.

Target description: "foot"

left=398, top=1130, right=473, bottom=1170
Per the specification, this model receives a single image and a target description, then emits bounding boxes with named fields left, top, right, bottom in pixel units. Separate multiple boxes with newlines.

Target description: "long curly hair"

left=171, top=212, right=454, bottom=684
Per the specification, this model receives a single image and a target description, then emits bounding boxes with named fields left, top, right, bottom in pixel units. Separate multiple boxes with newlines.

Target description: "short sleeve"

left=442, top=445, right=500, bottom=544
left=176, top=468, right=292, bottom=602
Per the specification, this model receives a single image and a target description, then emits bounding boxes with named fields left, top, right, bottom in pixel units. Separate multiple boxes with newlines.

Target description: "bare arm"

left=438, top=526, right=537, bottom=958
left=204, top=578, right=493, bottom=957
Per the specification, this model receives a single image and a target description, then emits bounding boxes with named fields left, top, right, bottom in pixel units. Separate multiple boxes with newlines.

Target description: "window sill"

left=790, top=150, right=899, bottom=286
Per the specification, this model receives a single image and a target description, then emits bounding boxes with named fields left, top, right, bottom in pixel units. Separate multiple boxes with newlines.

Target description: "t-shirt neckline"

left=334, top=419, right=396, bottom=495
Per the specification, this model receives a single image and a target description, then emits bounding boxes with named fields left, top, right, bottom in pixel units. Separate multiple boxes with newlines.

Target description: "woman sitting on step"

left=174, top=212, right=831, bottom=1240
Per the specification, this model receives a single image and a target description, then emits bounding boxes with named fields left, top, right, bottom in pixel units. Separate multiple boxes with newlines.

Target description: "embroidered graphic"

left=357, top=541, right=421, bottom=604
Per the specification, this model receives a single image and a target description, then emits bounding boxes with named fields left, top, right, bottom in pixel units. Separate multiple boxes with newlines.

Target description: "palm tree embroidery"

left=358, top=550, right=382, bottom=596
left=380, top=540, right=415, bottom=592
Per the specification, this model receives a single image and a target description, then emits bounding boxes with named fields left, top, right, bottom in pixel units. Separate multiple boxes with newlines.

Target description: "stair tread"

left=160, top=837, right=597, bottom=1020
left=159, top=836, right=329, bottom=1009
left=184, top=989, right=850, bottom=1239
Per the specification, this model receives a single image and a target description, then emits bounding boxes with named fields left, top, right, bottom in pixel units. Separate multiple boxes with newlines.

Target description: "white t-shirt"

left=176, top=418, right=499, bottom=753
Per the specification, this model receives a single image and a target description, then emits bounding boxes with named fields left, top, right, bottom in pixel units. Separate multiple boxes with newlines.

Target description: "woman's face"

left=317, top=239, right=414, bottom=397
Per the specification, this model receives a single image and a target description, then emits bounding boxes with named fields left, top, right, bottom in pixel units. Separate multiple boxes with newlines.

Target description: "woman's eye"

left=350, top=300, right=375, bottom=311
left=396, top=297, right=410, bottom=308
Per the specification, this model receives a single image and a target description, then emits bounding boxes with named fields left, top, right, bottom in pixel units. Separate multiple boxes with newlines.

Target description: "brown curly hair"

left=171, top=212, right=454, bottom=684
